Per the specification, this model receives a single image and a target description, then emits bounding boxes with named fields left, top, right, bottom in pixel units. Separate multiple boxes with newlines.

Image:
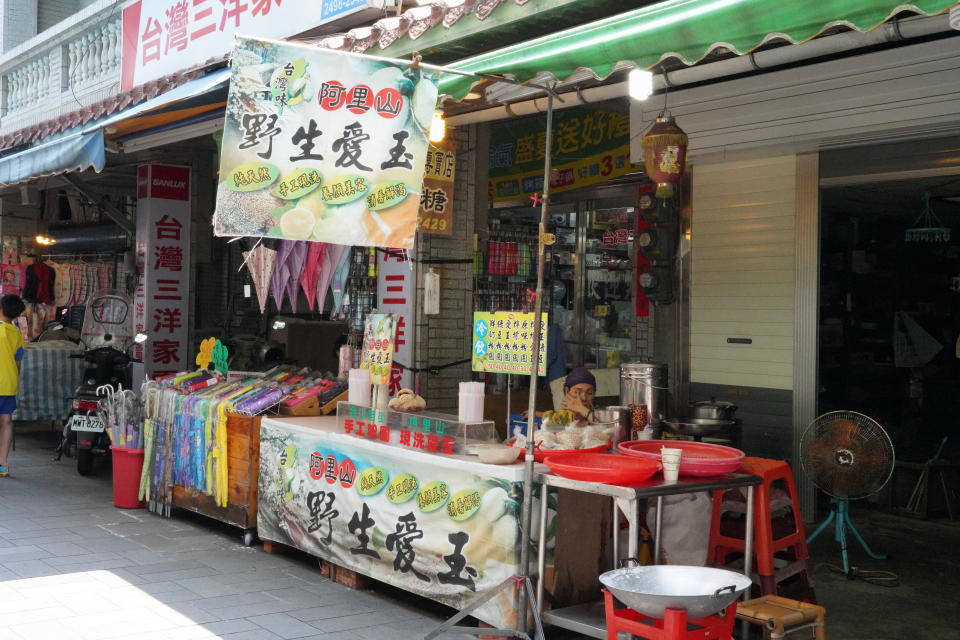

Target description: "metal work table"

left=535, top=471, right=761, bottom=639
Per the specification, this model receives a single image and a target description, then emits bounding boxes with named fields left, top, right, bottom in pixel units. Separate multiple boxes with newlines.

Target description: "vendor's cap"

left=564, top=367, right=596, bottom=389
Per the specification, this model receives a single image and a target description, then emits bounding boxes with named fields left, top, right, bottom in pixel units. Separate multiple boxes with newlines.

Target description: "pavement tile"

left=2, top=559, right=60, bottom=578
left=36, top=541, right=91, bottom=556
left=203, top=598, right=301, bottom=620
left=219, top=631, right=285, bottom=640
left=247, top=612, right=324, bottom=639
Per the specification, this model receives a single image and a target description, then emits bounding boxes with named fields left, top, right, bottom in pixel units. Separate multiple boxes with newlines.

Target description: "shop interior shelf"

left=541, top=602, right=607, bottom=639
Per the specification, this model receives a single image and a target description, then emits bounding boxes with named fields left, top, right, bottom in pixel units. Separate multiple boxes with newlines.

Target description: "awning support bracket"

left=61, top=174, right=136, bottom=235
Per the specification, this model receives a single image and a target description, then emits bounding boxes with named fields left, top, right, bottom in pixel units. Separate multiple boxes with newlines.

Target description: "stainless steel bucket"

left=592, top=406, right=631, bottom=449
left=620, top=362, right=668, bottom=432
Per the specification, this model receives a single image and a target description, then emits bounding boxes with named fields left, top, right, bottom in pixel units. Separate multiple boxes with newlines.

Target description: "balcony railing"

left=0, top=0, right=122, bottom=137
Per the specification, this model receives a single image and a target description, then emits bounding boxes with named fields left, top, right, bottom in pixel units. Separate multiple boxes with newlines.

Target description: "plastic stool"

left=603, top=589, right=736, bottom=640
left=708, top=458, right=811, bottom=596
left=736, top=595, right=826, bottom=639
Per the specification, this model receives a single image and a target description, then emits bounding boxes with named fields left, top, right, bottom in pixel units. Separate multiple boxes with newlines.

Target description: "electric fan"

left=800, top=411, right=895, bottom=574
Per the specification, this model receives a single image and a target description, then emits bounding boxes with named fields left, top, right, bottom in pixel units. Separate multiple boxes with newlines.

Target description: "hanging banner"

left=361, top=313, right=397, bottom=385
left=417, top=139, right=456, bottom=236
left=377, top=250, right=414, bottom=396
left=213, top=36, right=439, bottom=249
left=133, top=164, right=191, bottom=380
left=258, top=419, right=529, bottom=629
left=471, top=311, right=548, bottom=376
left=120, top=0, right=379, bottom=91
left=488, top=107, right=633, bottom=202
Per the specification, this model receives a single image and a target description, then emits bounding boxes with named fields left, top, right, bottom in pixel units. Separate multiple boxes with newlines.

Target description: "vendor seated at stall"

left=526, top=366, right=598, bottom=426
left=558, top=366, right=597, bottom=426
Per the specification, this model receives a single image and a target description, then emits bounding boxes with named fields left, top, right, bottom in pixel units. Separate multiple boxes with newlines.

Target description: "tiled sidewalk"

left=0, top=426, right=475, bottom=640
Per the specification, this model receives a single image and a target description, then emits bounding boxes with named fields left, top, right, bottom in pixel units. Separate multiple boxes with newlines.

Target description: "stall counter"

left=257, top=416, right=544, bottom=629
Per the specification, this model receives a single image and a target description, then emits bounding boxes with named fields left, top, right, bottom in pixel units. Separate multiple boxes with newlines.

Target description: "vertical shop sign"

left=134, top=165, right=191, bottom=380
left=120, top=0, right=377, bottom=91
left=361, top=313, right=397, bottom=386
left=212, top=36, right=439, bottom=249
left=417, top=140, right=456, bottom=236
left=377, top=251, right=414, bottom=395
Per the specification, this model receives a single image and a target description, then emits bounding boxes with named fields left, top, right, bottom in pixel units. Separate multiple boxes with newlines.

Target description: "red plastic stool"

left=708, top=457, right=811, bottom=596
left=603, top=589, right=736, bottom=640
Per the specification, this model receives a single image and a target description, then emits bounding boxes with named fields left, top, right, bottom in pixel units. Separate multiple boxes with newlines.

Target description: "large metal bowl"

left=662, top=417, right=736, bottom=437
left=600, top=565, right=752, bottom=619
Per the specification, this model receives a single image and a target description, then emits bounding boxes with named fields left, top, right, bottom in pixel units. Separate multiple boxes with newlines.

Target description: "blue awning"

left=0, top=129, right=105, bottom=187
left=0, top=68, right=230, bottom=187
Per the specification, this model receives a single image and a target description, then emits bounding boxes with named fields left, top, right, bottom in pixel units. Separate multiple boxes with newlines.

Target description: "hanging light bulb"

left=628, top=68, right=653, bottom=101
left=429, top=110, right=446, bottom=142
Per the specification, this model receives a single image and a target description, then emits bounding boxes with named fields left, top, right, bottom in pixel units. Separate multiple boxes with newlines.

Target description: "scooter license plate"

left=70, top=415, right=105, bottom=433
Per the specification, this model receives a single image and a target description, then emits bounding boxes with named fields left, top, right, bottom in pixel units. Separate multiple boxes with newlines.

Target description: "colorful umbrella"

left=284, top=241, right=308, bottom=313
left=242, top=244, right=276, bottom=314
left=299, top=241, right=326, bottom=311
left=316, top=243, right=346, bottom=313
left=270, top=240, right=294, bottom=310
left=330, top=246, right=353, bottom=316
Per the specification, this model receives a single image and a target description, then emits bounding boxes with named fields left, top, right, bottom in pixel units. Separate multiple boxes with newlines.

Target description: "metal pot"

left=662, top=417, right=736, bottom=438
left=600, top=564, right=752, bottom=619
left=592, top=406, right=630, bottom=448
left=689, top=398, right=738, bottom=421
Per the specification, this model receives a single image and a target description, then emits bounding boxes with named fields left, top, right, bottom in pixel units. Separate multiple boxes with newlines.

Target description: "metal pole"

left=517, top=91, right=554, bottom=634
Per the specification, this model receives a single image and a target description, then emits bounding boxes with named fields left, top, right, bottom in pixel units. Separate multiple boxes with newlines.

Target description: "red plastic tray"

left=617, top=440, right=744, bottom=477
left=543, top=453, right=661, bottom=485
left=506, top=439, right=610, bottom=462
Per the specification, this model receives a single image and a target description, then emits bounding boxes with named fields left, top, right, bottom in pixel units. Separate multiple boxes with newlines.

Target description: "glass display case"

left=477, top=187, right=639, bottom=370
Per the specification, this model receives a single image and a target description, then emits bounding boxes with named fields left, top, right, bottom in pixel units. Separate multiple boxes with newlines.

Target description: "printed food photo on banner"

left=213, top=35, right=439, bottom=249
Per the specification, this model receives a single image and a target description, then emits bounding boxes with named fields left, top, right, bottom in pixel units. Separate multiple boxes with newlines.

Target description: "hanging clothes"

left=22, top=261, right=56, bottom=304
left=50, top=262, right=73, bottom=307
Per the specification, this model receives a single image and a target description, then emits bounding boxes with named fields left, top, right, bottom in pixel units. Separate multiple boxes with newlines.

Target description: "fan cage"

left=799, top=411, right=895, bottom=500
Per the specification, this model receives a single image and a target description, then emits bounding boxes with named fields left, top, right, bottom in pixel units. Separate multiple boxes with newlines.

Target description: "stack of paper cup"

left=348, top=368, right=371, bottom=406
left=661, top=446, right=683, bottom=484
left=458, top=381, right=485, bottom=423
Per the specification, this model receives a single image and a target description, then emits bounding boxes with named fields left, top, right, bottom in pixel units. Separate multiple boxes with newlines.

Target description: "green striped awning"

left=440, top=0, right=959, bottom=99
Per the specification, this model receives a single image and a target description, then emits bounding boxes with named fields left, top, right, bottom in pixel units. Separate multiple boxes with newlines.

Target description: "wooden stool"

left=736, top=595, right=825, bottom=640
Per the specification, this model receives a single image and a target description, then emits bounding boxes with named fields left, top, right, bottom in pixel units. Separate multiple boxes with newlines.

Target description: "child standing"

left=0, top=294, right=26, bottom=477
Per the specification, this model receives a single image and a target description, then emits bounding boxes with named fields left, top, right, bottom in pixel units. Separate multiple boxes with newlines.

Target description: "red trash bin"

left=110, top=446, right=146, bottom=509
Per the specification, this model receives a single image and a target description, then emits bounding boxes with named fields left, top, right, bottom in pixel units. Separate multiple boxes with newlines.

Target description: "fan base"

left=806, top=498, right=886, bottom=574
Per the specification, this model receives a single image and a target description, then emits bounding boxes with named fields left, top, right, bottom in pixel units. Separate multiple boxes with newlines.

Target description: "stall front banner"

left=472, top=311, right=548, bottom=376
left=417, top=140, right=456, bottom=236
left=120, top=0, right=376, bottom=91
left=258, top=419, right=526, bottom=629
left=361, top=313, right=397, bottom=385
left=376, top=252, right=414, bottom=395
left=134, top=164, right=191, bottom=380
left=488, top=107, right=632, bottom=202
left=213, top=36, right=439, bottom=249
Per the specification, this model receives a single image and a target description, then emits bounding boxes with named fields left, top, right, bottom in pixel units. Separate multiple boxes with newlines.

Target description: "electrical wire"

left=814, top=562, right=900, bottom=587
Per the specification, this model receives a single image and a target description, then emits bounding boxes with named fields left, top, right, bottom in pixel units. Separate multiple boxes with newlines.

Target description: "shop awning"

left=440, top=0, right=960, bottom=99
left=0, top=69, right=229, bottom=187
left=0, top=129, right=105, bottom=187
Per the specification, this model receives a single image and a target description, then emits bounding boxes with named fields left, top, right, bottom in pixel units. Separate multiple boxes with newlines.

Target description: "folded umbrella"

left=242, top=244, right=276, bottom=314
left=300, top=241, right=326, bottom=311
left=270, top=240, right=294, bottom=310
left=284, top=241, right=308, bottom=313
left=317, top=243, right=346, bottom=313
left=330, top=245, right=353, bottom=316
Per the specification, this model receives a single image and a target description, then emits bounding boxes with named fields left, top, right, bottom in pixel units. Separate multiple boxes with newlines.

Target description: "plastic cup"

left=662, top=462, right=680, bottom=484
left=636, top=429, right=654, bottom=440
left=660, top=447, right=683, bottom=465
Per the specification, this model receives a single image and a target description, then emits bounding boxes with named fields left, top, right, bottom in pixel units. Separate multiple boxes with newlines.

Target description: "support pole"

left=517, top=91, right=555, bottom=635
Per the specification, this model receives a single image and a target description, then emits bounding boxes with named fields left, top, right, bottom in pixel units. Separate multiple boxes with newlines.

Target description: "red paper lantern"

left=642, top=112, right=688, bottom=198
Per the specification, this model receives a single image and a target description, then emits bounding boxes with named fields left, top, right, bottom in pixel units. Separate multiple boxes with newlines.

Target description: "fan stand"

left=806, top=498, right=886, bottom=574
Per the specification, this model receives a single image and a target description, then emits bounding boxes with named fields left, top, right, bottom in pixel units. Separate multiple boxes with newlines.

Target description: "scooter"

left=55, top=290, right=145, bottom=476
